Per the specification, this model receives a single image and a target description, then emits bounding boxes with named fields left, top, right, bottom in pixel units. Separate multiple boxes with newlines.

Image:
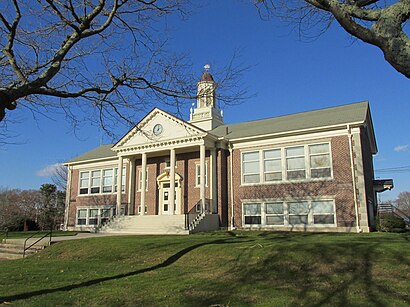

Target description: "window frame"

left=137, top=167, right=149, bottom=192
left=78, top=166, right=126, bottom=196
left=242, top=151, right=261, bottom=184
left=308, top=143, right=332, bottom=179
left=242, top=199, right=336, bottom=228
left=75, top=206, right=115, bottom=227
left=195, top=162, right=208, bottom=187
left=241, top=142, right=333, bottom=186
left=243, top=202, right=262, bottom=226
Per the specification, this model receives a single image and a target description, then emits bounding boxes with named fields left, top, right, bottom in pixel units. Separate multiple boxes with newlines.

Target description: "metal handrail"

left=23, top=230, right=52, bottom=258
left=0, top=228, right=8, bottom=243
left=379, top=203, right=410, bottom=225
left=391, top=205, right=410, bottom=224
left=184, top=200, right=210, bottom=230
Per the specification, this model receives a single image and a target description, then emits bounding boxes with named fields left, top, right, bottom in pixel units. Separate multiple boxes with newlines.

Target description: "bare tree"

left=255, top=0, right=410, bottom=78
left=0, top=1, right=246, bottom=137
left=50, top=163, right=68, bottom=191
left=0, top=188, right=41, bottom=230
left=395, top=191, right=410, bottom=215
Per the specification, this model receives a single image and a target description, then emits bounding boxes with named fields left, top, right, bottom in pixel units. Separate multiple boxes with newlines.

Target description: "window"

left=76, top=207, right=114, bottom=226
left=90, top=170, right=101, bottom=194
left=242, top=152, right=260, bottom=183
left=77, top=209, right=87, bottom=225
left=79, top=167, right=126, bottom=195
left=243, top=203, right=262, bottom=225
left=88, top=209, right=99, bottom=225
left=79, top=172, right=89, bottom=195
left=101, top=209, right=110, bottom=225
left=266, top=202, right=284, bottom=225
left=165, top=159, right=171, bottom=168
left=138, top=206, right=148, bottom=214
left=286, top=146, right=306, bottom=180
left=102, top=169, right=113, bottom=193
left=309, top=144, right=331, bottom=178
left=138, top=168, right=148, bottom=191
left=242, top=199, right=336, bottom=228
left=241, top=142, right=332, bottom=185
left=312, top=200, right=335, bottom=224
left=264, top=149, right=282, bottom=181
left=288, top=201, right=309, bottom=225
left=195, top=163, right=208, bottom=186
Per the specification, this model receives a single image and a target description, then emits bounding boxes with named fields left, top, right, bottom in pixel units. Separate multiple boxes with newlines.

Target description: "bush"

left=376, top=213, right=406, bottom=232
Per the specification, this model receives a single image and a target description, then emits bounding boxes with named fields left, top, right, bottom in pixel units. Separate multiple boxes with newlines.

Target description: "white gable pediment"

left=113, top=108, right=206, bottom=150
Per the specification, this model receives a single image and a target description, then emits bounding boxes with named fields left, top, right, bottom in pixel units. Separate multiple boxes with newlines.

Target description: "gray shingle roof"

left=67, top=101, right=371, bottom=163
left=67, top=144, right=115, bottom=164
left=211, top=101, right=369, bottom=139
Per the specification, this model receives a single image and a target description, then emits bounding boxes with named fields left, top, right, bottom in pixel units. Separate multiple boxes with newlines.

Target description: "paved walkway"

left=5, top=232, right=127, bottom=246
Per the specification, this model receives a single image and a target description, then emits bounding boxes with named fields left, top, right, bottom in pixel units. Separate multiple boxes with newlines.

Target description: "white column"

left=128, top=158, right=136, bottom=215
left=140, top=153, right=147, bottom=215
left=210, top=148, right=217, bottom=213
left=200, top=144, right=206, bottom=213
left=116, top=156, right=124, bottom=216
left=169, top=148, right=176, bottom=215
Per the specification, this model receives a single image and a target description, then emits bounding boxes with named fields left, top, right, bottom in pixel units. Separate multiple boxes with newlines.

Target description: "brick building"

left=64, top=69, right=389, bottom=234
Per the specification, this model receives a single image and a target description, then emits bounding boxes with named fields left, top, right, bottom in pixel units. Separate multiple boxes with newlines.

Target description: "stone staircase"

left=0, top=239, right=48, bottom=260
left=99, top=215, right=190, bottom=235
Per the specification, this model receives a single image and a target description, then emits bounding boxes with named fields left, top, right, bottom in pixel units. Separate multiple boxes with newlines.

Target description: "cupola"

left=189, top=65, right=224, bottom=131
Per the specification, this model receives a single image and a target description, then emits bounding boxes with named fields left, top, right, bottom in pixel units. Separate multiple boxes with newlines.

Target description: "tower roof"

left=200, top=71, right=214, bottom=82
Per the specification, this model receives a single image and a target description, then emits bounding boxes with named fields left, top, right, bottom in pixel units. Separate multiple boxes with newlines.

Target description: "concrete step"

left=0, top=243, right=40, bottom=260
left=100, top=215, right=188, bottom=235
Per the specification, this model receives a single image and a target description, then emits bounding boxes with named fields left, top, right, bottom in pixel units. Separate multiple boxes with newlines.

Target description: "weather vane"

left=204, top=64, right=210, bottom=71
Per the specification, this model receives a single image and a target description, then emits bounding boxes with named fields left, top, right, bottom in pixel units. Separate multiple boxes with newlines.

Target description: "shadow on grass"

left=178, top=233, right=410, bottom=306
left=0, top=238, right=247, bottom=304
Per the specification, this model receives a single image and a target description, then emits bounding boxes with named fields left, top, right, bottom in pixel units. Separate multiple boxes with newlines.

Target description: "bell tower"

left=189, top=65, right=224, bottom=131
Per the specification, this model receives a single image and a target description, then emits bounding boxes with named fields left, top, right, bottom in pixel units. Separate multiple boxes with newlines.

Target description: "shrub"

left=376, top=213, right=406, bottom=232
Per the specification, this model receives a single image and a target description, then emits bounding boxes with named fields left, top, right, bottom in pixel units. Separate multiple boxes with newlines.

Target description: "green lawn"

left=0, top=231, right=409, bottom=306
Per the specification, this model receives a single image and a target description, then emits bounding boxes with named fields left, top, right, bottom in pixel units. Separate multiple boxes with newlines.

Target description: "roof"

left=211, top=101, right=370, bottom=140
left=67, top=144, right=116, bottom=164
left=67, top=101, right=375, bottom=164
left=200, top=71, right=214, bottom=82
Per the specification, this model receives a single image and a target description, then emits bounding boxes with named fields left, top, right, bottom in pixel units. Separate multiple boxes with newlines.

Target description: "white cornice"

left=114, top=108, right=207, bottom=149
left=114, top=135, right=208, bottom=155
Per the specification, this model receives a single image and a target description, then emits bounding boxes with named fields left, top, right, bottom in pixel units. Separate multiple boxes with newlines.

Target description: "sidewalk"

left=5, top=232, right=125, bottom=247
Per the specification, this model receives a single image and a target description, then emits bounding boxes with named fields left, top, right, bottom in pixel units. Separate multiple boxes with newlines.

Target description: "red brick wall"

left=229, top=136, right=357, bottom=228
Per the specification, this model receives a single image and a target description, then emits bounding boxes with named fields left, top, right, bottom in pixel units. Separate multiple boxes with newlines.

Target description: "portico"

left=113, top=114, right=219, bottom=218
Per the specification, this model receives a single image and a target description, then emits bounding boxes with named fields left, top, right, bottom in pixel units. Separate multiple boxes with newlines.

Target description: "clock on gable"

left=153, top=124, right=163, bottom=136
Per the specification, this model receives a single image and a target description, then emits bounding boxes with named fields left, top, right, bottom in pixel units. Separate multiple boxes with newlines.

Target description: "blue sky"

left=0, top=1, right=409, bottom=201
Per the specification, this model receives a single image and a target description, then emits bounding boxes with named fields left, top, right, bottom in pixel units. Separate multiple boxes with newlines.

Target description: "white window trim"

left=242, top=199, right=337, bottom=228
left=195, top=162, right=208, bottom=187
left=241, top=142, right=333, bottom=186
left=75, top=206, right=116, bottom=227
left=78, top=167, right=126, bottom=196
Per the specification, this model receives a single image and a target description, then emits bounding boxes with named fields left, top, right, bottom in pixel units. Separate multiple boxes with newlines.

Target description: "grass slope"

left=0, top=231, right=409, bottom=306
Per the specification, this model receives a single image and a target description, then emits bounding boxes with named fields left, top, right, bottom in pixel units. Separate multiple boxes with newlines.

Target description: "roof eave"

left=65, top=156, right=118, bottom=166
left=226, top=121, right=365, bottom=143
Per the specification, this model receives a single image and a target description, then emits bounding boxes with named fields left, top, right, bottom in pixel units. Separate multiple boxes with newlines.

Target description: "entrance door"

left=162, top=187, right=170, bottom=214
left=160, top=182, right=179, bottom=215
